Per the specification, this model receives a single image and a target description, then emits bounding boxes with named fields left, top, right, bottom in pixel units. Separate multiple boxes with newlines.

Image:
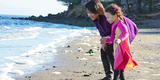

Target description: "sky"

left=0, top=0, right=68, bottom=16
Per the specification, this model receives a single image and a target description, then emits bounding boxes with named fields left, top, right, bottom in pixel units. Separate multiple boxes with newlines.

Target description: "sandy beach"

left=16, top=28, right=160, bottom=80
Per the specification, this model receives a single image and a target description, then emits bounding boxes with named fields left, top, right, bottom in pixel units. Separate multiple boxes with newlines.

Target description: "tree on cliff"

left=57, top=0, right=82, bottom=12
left=57, top=0, right=81, bottom=6
left=135, top=0, right=142, bottom=13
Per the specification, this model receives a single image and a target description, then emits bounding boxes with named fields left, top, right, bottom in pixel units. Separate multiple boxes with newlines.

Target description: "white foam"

left=51, top=49, right=57, bottom=53
left=17, top=59, right=36, bottom=65
left=1, top=63, right=15, bottom=74
left=5, top=57, right=36, bottom=65
left=11, top=69, right=24, bottom=75
left=35, top=44, right=45, bottom=52
left=23, top=27, right=42, bottom=31
left=0, top=74, right=14, bottom=80
left=4, top=26, right=10, bottom=29
left=0, top=63, right=24, bottom=80
left=0, top=31, right=39, bottom=41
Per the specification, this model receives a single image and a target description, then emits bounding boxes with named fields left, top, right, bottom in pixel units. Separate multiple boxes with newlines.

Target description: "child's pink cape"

left=106, top=20, right=138, bottom=70
left=114, top=37, right=138, bottom=70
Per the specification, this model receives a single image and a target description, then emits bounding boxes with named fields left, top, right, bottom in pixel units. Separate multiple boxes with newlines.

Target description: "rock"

left=28, top=76, right=31, bottom=78
left=19, top=17, right=24, bottom=20
left=67, top=45, right=70, bottom=48
left=68, top=5, right=88, bottom=18
left=48, top=13, right=52, bottom=17
left=11, top=17, right=18, bottom=19
left=28, top=15, right=36, bottom=20
left=37, top=15, right=44, bottom=20
left=26, top=55, right=29, bottom=57
left=75, top=14, right=81, bottom=18
left=47, top=13, right=56, bottom=19
left=81, top=0, right=90, bottom=6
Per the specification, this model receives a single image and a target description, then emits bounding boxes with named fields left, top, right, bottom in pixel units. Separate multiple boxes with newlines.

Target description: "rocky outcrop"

left=81, top=0, right=90, bottom=6
left=68, top=5, right=88, bottom=18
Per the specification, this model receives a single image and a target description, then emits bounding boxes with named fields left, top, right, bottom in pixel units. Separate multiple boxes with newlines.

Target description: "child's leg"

left=113, top=70, right=120, bottom=80
left=119, top=70, right=125, bottom=80
left=113, top=70, right=125, bottom=80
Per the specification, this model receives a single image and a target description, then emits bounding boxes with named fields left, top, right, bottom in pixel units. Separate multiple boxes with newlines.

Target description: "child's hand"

left=115, top=39, right=122, bottom=44
left=100, top=37, right=108, bottom=44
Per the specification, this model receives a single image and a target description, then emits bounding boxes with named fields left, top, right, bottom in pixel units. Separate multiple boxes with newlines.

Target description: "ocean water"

left=0, top=15, right=98, bottom=80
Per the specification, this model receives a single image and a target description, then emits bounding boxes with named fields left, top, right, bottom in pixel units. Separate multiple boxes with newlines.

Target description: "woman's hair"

left=85, top=0, right=105, bottom=15
left=105, top=4, right=123, bottom=19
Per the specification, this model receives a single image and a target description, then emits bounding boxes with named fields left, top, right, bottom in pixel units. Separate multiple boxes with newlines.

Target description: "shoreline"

left=11, top=16, right=95, bottom=27
left=16, top=32, right=105, bottom=80
left=16, top=28, right=160, bottom=80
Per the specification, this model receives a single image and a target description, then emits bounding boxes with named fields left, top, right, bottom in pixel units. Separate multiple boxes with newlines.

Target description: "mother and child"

left=85, top=0, right=139, bottom=80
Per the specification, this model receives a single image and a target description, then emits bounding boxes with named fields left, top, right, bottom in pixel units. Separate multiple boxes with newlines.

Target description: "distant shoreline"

left=10, top=14, right=95, bottom=27
left=1, top=14, right=95, bottom=27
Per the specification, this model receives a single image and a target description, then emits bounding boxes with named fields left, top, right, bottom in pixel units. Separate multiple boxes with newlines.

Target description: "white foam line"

left=11, top=69, right=24, bottom=75
left=0, top=74, right=14, bottom=80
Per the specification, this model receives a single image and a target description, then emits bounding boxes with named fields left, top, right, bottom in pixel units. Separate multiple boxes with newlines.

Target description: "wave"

left=0, top=31, right=39, bottom=41
left=22, top=27, right=42, bottom=31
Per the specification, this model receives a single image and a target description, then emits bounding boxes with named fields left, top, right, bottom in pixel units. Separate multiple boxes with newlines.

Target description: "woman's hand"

left=100, top=37, right=108, bottom=44
left=115, top=39, right=122, bottom=44
left=101, top=44, right=107, bottom=52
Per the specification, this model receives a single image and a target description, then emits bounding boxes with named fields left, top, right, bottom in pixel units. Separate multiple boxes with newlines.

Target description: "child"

left=101, top=4, right=139, bottom=80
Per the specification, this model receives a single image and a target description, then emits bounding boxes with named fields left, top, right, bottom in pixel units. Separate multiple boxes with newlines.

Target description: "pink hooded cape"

left=106, top=20, right=138, bottom=70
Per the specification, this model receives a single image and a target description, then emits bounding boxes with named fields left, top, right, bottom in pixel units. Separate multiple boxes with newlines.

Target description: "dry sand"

left=16, top=28, right=160, bottom=80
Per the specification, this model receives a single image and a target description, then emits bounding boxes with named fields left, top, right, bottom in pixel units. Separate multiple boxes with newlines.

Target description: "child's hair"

left=105, top=4, right=123, bottom=20
left=85, top=0, right=105, bottom=15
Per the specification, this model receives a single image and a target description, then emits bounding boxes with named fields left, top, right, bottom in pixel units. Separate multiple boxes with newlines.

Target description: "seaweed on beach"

left=87, top=49, right=95, bottom=54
